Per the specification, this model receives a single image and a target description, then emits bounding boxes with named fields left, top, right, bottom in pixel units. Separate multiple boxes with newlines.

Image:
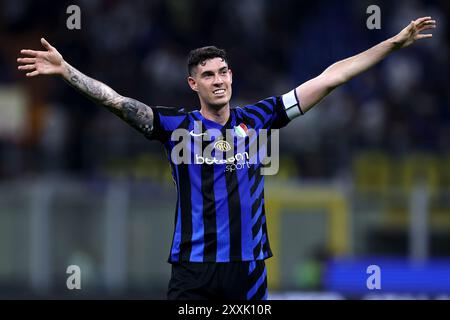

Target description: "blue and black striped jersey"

left=149, top=91, right=303, bottom=263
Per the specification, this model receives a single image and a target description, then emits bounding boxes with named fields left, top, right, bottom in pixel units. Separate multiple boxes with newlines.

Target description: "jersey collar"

left=193, top=108, right=235, bottom=131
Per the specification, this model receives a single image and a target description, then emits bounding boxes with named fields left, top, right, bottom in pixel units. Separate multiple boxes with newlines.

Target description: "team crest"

left=214, top=140, right=231, bottom=152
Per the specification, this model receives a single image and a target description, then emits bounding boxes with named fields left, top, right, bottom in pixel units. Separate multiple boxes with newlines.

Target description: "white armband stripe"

left=281, top=90, right=303, bottom=120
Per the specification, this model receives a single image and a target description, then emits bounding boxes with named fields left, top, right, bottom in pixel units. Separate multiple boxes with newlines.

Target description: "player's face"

left=188, top=58, right=233, bottom=109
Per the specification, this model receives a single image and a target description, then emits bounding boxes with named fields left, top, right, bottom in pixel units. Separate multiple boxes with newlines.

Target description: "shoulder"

left=234, top=96, right=282, bottom=121
left=151, top=106, right=191, bottom=117
left=233, top=95, right=297, bottom=129
left=236, top=96, right=281, bottom=114
left=152, top=106, right=194, bottom=131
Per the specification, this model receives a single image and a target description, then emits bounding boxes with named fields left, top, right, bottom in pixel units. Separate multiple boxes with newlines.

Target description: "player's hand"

left=17, top=38, right=65, bottom=77
left=392, top=17, right=436, bottom=49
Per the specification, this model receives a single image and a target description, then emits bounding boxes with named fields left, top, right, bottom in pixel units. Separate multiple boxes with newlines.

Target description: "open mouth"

left=213, top=89, right=226, bottom=96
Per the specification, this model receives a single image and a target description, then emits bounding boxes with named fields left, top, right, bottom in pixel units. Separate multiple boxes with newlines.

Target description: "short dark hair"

left=187, top=46, right=228, bottom=76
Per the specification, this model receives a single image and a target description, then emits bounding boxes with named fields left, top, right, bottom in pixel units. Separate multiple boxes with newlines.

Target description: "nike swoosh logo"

left=189, top=130, right=207, bottom=137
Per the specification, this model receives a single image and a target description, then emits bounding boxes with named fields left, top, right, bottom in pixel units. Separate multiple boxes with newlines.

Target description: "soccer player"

left=18, top=17, right=435, bottom=300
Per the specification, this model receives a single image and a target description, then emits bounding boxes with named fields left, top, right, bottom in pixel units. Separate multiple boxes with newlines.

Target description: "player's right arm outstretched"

left=17, top=38, right=154, bottom=137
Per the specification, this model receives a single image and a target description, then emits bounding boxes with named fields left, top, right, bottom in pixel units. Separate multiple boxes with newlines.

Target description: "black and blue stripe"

left=149, top=96, right=292, bottom=263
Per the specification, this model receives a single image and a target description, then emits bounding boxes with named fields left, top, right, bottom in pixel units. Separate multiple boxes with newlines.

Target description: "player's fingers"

left=17, top=57, right=36, bottom=64
left=26, top=70, right=39, bottom=77
left=421, top=19, right=436, bottom=24
left=417, top=19, right=436, bottom=29
left=414, top=16, right=432, bottom=26
left=20, top=49, right=40, bottom=57
left=415, top=34, right=433, bottom=40
left=18, top=64, right=36, bottom=71
left=418, top=20, right=436, bottom=28
left=41, top=37, right=52, bottom=50
left=418, top=24, right=436, bottom=32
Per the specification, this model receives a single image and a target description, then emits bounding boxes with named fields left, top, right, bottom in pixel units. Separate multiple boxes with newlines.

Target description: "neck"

left=200, top=103, right=230, bottom=126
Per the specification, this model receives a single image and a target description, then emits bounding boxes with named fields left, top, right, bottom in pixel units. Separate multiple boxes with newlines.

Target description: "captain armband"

left=281, top=90, right=304, bottom=120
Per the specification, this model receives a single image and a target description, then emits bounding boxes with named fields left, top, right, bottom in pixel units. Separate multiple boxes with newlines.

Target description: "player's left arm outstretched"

left=295, top=16, right=436, bottom=114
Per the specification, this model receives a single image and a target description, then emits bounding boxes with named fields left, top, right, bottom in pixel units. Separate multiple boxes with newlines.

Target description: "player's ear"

left=229, top=68, right=233, bottom=84
left=188, top=76, right=198, bottom=92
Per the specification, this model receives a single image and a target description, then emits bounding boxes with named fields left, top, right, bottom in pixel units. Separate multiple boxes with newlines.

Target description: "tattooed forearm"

left=62, top=63, right=154, bottom=137
left=64, top=63, right=119, bottom=106
left=111, top=98, right=154, bottom=137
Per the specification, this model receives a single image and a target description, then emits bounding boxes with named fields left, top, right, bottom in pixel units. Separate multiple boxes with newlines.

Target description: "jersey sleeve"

left=147, top=106, right=188, bottom=143
left=241, top=91, right=304, bottom=130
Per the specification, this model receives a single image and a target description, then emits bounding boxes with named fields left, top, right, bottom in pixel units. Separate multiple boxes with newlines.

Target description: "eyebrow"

left=200, top=66, right=228, bottom=77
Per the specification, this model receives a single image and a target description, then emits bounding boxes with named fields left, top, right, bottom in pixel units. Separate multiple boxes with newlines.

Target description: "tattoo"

left=64, top=64, right=154, bottom=137
left=112, top=98, right=154, bottom=137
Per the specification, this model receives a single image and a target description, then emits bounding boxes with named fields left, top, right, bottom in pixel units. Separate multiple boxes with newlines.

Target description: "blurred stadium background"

left=0, top=0, right=449, bottom=299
